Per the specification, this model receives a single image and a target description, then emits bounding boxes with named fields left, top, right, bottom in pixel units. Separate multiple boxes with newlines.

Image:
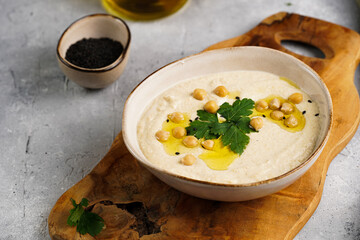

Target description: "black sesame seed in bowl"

left=57, top=14, right=131, bottom=89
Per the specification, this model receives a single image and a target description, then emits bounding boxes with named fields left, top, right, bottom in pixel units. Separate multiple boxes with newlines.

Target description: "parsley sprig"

left=186, top=98, right=256, bottom=154
left=67, top=198, right=105, bottom=237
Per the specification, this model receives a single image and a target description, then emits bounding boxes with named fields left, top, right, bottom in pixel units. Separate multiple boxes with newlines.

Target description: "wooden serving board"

left=48, top=12, right=360, bottom=240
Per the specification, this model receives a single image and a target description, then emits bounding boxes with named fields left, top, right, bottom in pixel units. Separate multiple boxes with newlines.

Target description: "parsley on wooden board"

left=186, top=98, right=256, bottom=154
left=67, top=198, right=105, bottom=237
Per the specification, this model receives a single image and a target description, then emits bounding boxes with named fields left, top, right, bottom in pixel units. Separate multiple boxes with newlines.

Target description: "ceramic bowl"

left=57, top=14, right=131, bottom=89
left=122, top=46, right=332, bottom=202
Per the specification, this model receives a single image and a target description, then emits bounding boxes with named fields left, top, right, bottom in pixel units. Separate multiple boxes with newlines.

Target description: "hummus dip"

left=137, top=71, right=320, bottom=184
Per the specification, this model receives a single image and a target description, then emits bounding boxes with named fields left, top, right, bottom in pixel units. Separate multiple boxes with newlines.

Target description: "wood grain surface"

left=48, top=12, right=360, bottom=240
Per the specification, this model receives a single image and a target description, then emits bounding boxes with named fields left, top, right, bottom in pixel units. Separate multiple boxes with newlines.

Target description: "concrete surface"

left=0, top=0, right=359, bottom=239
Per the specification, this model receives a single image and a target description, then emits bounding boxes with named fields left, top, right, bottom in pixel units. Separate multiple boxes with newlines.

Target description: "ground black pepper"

left=235, top=96, right=240, bottom=100
left=65, top=38, right=123, bottom=68
left=315, top=113, right=319, bottom=116
left=175, top=152, right=180, bottom=155
left=308, top=100, right=312, bottom=103
left=302, top=110, right=306, bottom=115
left=166, top=119, right=169, bottom=122
left=262, top=114, right=266, bottom=118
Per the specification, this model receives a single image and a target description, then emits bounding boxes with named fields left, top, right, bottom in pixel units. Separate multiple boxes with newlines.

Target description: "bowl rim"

left=56, top=13, right=131, bottom=73
left=122, top=46, right=333, bottom=188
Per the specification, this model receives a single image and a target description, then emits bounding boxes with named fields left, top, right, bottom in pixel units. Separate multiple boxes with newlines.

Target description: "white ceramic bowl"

left=122, top=47, right=332, bottom=201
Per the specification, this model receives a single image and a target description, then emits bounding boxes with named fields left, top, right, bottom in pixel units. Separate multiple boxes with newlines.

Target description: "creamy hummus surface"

left=137, top=71, right=320, bottom=184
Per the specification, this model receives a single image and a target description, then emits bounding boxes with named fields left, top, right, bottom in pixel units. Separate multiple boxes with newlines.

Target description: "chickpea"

left=250, top=117, right=264, bottom=131
left=269, top=98, right=281, bottom=110
left=270, top=110, right=284, bottom=120
left=193, top=88, right=207, bottom=100
left=182, top=136, right=199, bottom=148
left=280, top=102, right=294, bottom=114
left=214, top=86, right=229, bottom=97
left=155, top=130, right=170, bottom=142
left=201, top=140, right=215, bottom=150
left=255, top=100, right=269, bottom=112
left=288, top=93, right=303, bottom=104
left=285, top=114, right=298, bottom=128
left=172, top=126, right=187, bottom=139
left=168, top=112, right=184, bottom=123
left=181, top=154, right=196, bottom=166
left=204, top=100, right=219, bottom=114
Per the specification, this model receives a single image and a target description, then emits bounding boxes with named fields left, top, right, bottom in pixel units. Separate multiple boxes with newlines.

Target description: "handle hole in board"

left=281, top=40, right=325, bottom=59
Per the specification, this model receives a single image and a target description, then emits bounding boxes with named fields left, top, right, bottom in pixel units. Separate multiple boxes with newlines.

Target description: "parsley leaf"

left=186, top=110, right=220, bottom=139
left=211, top=121, right=232, bottom=135
left=67, top=198, right=104, bottom=237
left=197, top=110, right=218, bottom=122
left=186, top=121, right=217, bottom=139
left=222, top=125, right=250, bottom=154
left=218, top=98, right=254, bottom=122
left=235, top=117, right=256, bottom=134
left=186, top=98, right=255, bottom=154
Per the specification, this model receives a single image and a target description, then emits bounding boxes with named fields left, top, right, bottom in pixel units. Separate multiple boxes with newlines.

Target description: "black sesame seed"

left=175, top=152, right=180, bottom=155
left=65, top=38, right=124, bottom=68
left=283, top=117, right=286, bottom=119
left=235, top=96, right=240, bottom=100
left=262, top=114, right=266, bottom=118
left=195, top=117, right=199, bottom=120
left=315, top=113, right=319, bottom=116
left=166, top=119, right=169, bottom=122
left=189, top=119, right=193, bottom=122
left=308, top=100, right=312, bottom=103
left=302, top=110, right=306, bottom=115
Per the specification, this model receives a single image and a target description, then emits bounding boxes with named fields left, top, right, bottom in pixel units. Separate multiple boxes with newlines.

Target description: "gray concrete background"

left=0, top=0, right=359, bottom=239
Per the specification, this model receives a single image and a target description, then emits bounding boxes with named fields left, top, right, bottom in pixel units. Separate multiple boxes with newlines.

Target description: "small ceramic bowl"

left=123, top=47, right=332, bottom=202
left=57, top=14, right=131, bottom=89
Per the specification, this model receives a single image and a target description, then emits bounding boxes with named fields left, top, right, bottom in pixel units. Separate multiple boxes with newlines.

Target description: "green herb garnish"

left=186, top=98, right=256, bottom=154
left=67, top=198, right=105, bottom=237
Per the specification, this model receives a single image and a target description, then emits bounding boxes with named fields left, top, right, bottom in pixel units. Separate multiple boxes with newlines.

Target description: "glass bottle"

left=102, top=0, right=188, bottom=21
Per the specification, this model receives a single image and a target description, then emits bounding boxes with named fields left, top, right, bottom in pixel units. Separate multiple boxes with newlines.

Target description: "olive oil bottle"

left=102, top=0, right=188, bottom=21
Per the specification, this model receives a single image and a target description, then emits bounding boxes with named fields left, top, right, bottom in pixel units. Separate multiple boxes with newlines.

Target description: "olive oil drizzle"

left=198, top=138, right=238, bottom=170
left=279, top=76, right=300, bottom=89
left=160, top=114, right=239, bottom=170
left=252, top=95, right=306, bottom=132
left=161, top=113, right=193, bottom=156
